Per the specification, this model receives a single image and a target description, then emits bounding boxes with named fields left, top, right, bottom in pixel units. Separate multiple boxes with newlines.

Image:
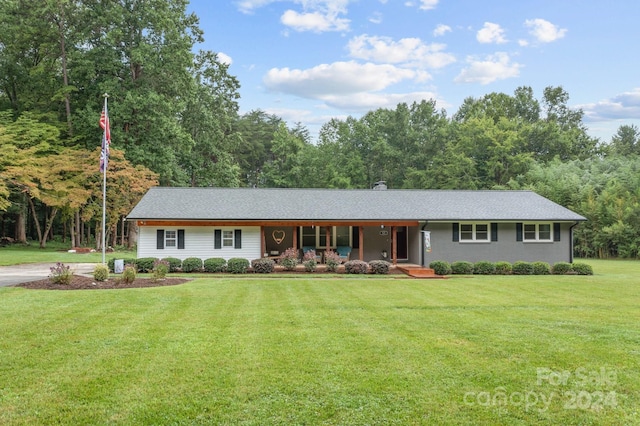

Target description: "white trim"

left=523, top=222, right=552, bottom=242
left=458, top=222, right=490, bottom=243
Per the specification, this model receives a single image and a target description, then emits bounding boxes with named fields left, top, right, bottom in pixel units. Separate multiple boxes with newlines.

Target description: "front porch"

left=260, top=221, right=420, bottom=265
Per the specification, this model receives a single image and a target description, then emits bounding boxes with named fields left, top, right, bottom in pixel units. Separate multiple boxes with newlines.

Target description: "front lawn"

left=0, top=260, right=638, bottom=424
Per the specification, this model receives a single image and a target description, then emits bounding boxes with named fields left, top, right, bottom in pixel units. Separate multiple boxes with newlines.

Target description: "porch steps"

left=396, top=265, right=447, bottom=279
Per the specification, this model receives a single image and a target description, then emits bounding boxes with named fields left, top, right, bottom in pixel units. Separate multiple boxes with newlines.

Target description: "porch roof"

left=127, top=187, right=586, bottom=222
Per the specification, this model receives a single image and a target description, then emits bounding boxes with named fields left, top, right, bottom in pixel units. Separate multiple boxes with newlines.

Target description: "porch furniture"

left=302, top=246, right=322, bottom=263
left=336, top=246, right=351, bottom=263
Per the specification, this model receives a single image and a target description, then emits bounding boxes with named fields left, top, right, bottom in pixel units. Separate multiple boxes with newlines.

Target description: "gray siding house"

left=126, top=187, right=586, bottom=265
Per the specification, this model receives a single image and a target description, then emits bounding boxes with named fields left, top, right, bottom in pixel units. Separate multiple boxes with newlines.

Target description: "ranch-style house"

left=126, top=186, right=586, bottom=266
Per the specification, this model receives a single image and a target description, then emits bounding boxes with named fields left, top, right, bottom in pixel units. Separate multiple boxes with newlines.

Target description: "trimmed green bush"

left=252, top=258, right=275, bottom=273
left=122, top=265, right=136, bottom=284
left=181, top=257, right=203, bottom=273
left=512, top=261, right=534, bottom=275
left=204, top=258, right=227, bottom=273
left=135, top=257, right=157, bottom=273
left=571, top=262, right=594, bottom=275
left=344, top=260, right=368, bottom=274
left=473, top=261, right=495, bottom=275
left=369, top=260, right=391, bottom=274
left=152, top=259, right=170, bottom=280
left=279, top=247, right=299, bottom=271
left=494, top=261, right=512, bottom=275
left=161, top=257, right=182, bottom=272
left=451, top=261, right=474, bottom=274
left=228, top=258, right=249, bottom=274
left=93, top=264, right=109, bottom=282
left=532, top=261, right=551, bottom=275
left=552, top=262, right=572, bottom=275
left=429, top=261, right=451, bottom=276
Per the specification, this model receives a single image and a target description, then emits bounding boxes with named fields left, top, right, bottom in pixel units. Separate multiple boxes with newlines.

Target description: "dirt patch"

left=15, top=275, right=190, bottom=290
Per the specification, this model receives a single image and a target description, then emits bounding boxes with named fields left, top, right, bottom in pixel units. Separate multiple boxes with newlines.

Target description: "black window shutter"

left=516, top=223, right=523, bottom=241
left=214, top=230, right=222, bottom=249
left=491, top=223, right=498, bottom=242
left=157, top=230, right=164, bottom=249
left=553, top=223, right=561, bottom=242
left=177, top=229, right=185, bottom=249
left=234, top=229, right=242, bottom=249
left=452, top=223, right=459, bottom=242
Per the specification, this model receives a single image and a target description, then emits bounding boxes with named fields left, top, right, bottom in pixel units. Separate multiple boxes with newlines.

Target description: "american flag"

left=99, top=102, right=111, bottom=173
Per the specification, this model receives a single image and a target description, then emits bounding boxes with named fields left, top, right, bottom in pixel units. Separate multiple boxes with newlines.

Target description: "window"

left=222, top=230, right=234, bottom=247
left=300, top=226, right=352, bottom=248
left=165, top=230, right=177, bottom=247
left=523, top=223, right=552, bottom=242
left=459, top=223, right=489, bottom=242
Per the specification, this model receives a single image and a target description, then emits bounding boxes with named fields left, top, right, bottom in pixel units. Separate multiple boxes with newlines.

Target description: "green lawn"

left=0, top=259, right=638, bottom=425
left=0, top=241, right=132, bottom=266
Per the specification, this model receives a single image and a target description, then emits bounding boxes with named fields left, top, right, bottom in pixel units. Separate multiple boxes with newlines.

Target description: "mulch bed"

left=16, top=275, right=191, bottom=290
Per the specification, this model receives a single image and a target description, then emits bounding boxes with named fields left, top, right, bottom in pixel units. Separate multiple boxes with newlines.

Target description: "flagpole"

left=101, top=93, right=109, bottom=265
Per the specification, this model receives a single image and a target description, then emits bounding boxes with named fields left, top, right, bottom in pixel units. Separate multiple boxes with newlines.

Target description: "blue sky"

left=187, top=0, right=640, bottom=142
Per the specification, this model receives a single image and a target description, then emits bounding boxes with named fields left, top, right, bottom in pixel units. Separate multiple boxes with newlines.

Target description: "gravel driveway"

left=0, top=263, right=97, bottom=287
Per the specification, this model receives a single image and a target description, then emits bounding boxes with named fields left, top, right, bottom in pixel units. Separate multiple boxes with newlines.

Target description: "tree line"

left=1, top=1, right=639, bottom=257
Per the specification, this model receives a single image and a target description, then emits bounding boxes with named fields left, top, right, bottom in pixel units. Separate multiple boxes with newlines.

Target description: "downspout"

left=569, top=221, right=580, bottom=263
left=421, top=221, right=428, bottom=266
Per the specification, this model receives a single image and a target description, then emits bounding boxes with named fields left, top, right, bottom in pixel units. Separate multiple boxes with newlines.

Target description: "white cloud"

left=476, top=22, right=507, bottom=44
left=369, top=11, right=383, bottom=24
left=433, top=24, right=451, bottom=37
left=347, top=34, right=455, bottom=69
left=281, top=9, right=350, bottom=32
left=322, top=91, right=443, bottom=111
left=579, top=88, right=640, bottom=121
left=263, top=61, right=424, bottom=98
left=217, top=52, right=233, bottom=65
left=236, top=0, right=276, bottom=14
left=454, top=52, right=522, bottom=85
left=524, top=18, right=567, bottom=43
left=419, top=0, right=439, bottom=10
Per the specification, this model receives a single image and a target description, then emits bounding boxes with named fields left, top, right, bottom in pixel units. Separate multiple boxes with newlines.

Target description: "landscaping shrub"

left=451, top=261, right=474, bottom=274
left=152, top=259, right=170, bottom=280
left=161, top=257, right=182, bottom=272
left=49, top=262, right=73, bottom=285
left=512, top=261, right=534, bottom=275
left=571, top=262, right=594, bottom=275
left=532, top=261, right=551, bottom=275
left=227, top=258, right=249, bottom=274
left=204, top=258, right=227, bottom=273
left=473, top=261, right=495, bottom=275
left=302, top=250, right=317, bottom=272
left=324, top=250, right=341, bottom=273
left=494, top=261, right=512, bottom=275
left=135, top=257, right=157, bottom=273
left=551, top=262, right=572, bottom=275
left=369, top=260, right=391, bottom=274
left=429, top=260, right=451, bottom=276
left=181, top=257, right=203, bottom=273
left=93, top=264, right=109, bottom=282
left=344, top=260, right=368, bottom=274
left=279, top=247, right=299, bottom=271
left=252, top=258, right=275, bottom=273
left=122, top=265, right=136, bottom=284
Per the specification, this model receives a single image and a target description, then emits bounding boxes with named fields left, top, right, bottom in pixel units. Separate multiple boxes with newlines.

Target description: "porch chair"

left=336, top=246, right=351, bottom=263
left=302, top=246, right=322, bottom=263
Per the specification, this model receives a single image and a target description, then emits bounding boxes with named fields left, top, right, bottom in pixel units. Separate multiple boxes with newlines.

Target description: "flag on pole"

left=99, top=100, right=111, bottom=173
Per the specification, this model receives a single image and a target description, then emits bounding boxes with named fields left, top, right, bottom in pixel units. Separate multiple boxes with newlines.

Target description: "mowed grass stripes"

left=1, top=261, right=638, bottom=425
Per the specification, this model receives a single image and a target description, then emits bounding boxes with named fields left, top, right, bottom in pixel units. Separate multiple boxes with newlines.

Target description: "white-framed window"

left=165, top=230, right=177, bottom=247
left=222, top=230, right=234, bottom=247
left=459, top=223, right=490, bottom=242
left=523, top=223, right=552, bottom=242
